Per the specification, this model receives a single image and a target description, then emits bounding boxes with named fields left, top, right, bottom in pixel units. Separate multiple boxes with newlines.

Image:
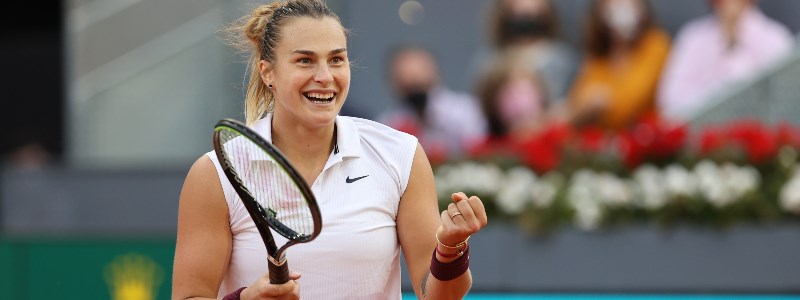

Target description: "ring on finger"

left=449, top=211, right=463, bottom=219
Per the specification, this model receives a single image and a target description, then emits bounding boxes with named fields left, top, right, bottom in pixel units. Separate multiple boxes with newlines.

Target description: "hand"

left=240, top=272, right=301, bottom=300
left=437, top=192, right=488, bottom=251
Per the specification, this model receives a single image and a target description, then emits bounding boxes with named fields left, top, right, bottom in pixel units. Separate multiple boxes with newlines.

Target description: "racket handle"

left=268, top=256, right=291, bottom=284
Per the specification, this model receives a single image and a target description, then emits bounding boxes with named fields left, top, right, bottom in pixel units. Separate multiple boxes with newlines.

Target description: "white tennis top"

left=206, top=113, right=418, bottom=299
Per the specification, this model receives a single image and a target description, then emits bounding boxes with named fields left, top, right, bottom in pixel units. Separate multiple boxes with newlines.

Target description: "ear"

left=258, top=60, right=273, bottom=87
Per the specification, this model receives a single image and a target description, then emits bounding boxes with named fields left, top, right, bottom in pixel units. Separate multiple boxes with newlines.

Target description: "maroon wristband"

left=223, top=287, right=246, bottom=300
left=430, top=244, right=470, bottom=281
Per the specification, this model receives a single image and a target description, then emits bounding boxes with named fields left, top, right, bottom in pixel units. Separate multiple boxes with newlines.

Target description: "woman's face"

left=496, top=73, right=544, bottom=130
left=602, top=0, right=644, bottom=40
left=504, top=0, right=548, bottom=17
left=262, top=16, right=350, bottom=129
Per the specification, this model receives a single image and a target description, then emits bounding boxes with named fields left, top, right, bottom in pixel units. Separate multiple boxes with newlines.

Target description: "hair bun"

left=244, top=3, right=282, bottom=46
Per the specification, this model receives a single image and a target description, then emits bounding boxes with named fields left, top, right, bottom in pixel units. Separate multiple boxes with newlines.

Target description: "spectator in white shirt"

left=380, top=45, right=487, bottom=163
left=657, top=0, right=794, bottom=121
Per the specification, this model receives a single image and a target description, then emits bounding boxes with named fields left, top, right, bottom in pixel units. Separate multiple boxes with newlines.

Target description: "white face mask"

left=604, top=0, right=641, bottom=40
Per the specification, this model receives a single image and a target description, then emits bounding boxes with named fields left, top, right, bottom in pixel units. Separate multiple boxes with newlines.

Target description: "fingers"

left=466, top=196, right=488, bottom=226
left=289, top=271, right=302, bottom=281
left=451, top=192, right=468, bottom=203
left=449, top=194, right=488, bottom=228
left=439, top=193, right=489, bottom=246
left=246, top=273, right=302, bottom=299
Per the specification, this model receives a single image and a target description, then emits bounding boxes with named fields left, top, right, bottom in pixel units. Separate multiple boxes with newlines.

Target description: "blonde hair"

left=224, top=0, right=342, bottom=125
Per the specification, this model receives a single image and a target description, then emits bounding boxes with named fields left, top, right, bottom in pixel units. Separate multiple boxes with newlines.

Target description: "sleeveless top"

left=206, top=114, right=418, bottom=299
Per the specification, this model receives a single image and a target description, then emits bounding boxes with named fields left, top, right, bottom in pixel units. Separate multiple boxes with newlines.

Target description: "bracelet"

left=435, top=243, right=466, bottom=258
left=436, top=231, right=470, bottom=249
left=430, top=244, right=470, bottom=281
left=223, top=287, right=246, bottom=300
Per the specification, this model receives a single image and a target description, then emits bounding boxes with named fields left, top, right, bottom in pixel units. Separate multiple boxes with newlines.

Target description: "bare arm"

left=172, top=156, right=301, bottom=300
left=398, top=144, right=488, bottom=299
left=172, top=156, right=233, bottom=300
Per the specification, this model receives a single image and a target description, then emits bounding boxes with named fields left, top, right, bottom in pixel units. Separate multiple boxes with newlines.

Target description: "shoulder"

left=185, top=154, right=221, bottom=189
left=341, top=115, right=418, bottom=146
left=674, top=16, right=717, bottom=44
left=749, top=9, right=793, bottom=42
left=179, top=154, right=228, bottom=217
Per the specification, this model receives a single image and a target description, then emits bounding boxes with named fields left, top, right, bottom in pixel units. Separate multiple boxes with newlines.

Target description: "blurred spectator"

left=471, top=0, right=579, bottom=107
left=471, top=53, right=572, bottom=173
left=658, top=0, right=794, bottom=121
left=569, top=0, right=670, bottom=131
left=380, top=45, right=487, bottom=163
left=477, top=51, right=550, bottom=141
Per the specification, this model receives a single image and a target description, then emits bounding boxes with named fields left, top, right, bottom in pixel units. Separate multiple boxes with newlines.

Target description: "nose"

left=314, top=64, right=334, bottom=85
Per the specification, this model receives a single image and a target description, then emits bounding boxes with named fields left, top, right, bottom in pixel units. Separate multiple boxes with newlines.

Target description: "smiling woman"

left=171, top=1, right=488, bottom=299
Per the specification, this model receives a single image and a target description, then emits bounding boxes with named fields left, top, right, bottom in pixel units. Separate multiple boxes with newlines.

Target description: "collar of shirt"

left=251, top=113, right=364, bottom=167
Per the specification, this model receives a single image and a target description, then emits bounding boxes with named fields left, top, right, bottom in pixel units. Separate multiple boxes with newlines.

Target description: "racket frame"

left=212, top=118, right=322, bottom=283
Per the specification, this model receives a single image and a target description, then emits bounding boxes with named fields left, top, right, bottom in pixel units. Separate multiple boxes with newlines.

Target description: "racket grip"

left=268, top=257, right=291, bottom=284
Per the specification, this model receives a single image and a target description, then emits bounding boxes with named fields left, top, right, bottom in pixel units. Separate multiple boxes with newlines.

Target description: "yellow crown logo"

left=104, top=253, right=164, bottom=300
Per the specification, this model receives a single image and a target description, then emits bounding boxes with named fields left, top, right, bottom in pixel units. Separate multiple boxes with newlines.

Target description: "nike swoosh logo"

left=346, top=175, right=369, bottom=183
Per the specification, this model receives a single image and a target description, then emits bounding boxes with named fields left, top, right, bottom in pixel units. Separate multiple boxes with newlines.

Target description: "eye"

left=297, top=58, right=313, bottom=64
left=331, top=56, right=346, bottom=64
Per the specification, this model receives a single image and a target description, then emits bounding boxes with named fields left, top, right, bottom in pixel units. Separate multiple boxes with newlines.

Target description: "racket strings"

left=218, top=130, right=315, bottom=238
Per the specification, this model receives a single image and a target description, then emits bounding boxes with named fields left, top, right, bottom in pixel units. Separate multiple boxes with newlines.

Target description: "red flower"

left=518, top=135, right=560, bottom=174
left=699, top=126, right=725, bottom=155
left=777, top=122, right=800, bottom=148
left=616, top=115, right=687, bottom=169
left=576, top=126, right=606, bottom=153
left=726, top=119, right=778, bottom=164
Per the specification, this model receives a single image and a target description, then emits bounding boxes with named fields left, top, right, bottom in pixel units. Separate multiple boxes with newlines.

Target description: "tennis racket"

left=212, top=118, right=322, bottom=284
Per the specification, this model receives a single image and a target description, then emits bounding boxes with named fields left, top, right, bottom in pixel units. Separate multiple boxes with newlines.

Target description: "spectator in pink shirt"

left=657, top=0, right=794, bottom=121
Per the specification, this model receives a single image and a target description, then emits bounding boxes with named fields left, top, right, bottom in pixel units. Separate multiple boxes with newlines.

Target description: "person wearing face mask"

left=380, top=45, right=487, bottom=164
left=568, top=0, right=670, bottom=131
left=478, top=52, right=550, bottom=140
left=469, top=0, right=579, bottom=114
left=657, top=0, right=793, bottom=122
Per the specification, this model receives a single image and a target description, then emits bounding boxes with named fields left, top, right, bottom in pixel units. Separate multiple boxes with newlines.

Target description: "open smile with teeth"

left=304, top=92, right=336, bottom=104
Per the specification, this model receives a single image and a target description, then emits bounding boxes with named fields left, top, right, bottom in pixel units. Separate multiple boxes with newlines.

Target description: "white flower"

left=572, top=198, right=602, bottom=231
left=663, top=164, right=697, bottom=198
left=566, top=169, right=604, bottom=231
left=532, top=172, right=563, bottom=208
left=632, top=164, right=668, bottom=210
left=495, top=167, right=537, bottom=214
left=436, top=162, right=504, bottom=197
left=595, top=172, right=631, bottom=207
left=726, top=164, right=760, bottom=197
left=694, top=160, right=735, bottom=208
left=780, top=168, right=800, bottom=214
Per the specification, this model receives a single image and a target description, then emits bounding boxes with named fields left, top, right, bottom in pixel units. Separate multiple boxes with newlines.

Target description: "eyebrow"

left=291, top=48, right=348, bottom=56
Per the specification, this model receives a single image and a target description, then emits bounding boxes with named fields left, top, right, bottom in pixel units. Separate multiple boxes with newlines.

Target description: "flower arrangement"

left=435, top=117, right=800, bottom=233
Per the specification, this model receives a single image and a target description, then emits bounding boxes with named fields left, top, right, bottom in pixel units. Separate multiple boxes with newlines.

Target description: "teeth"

left=305, top=92, right=334, bottom=100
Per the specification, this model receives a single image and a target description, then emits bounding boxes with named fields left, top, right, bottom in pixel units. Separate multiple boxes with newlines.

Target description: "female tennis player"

left=171, top=1, right=487, bottom=299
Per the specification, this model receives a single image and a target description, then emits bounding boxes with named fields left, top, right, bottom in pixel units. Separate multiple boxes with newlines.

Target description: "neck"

left=270, top=113, right=336, bottom=164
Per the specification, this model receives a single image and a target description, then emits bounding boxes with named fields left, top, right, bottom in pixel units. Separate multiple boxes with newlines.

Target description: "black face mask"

left=404, top=90, right=428, bottom=116
left=502, top=16, right=550, bottom=39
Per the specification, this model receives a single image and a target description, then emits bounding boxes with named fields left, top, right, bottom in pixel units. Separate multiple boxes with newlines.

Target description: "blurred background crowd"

left=378, top=0, right=797, bottom=167
left=1, top=0, right=800, bottom=298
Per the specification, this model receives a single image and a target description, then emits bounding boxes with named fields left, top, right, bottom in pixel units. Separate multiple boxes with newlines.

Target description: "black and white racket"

left=213, top=118, right=322, bottom=284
